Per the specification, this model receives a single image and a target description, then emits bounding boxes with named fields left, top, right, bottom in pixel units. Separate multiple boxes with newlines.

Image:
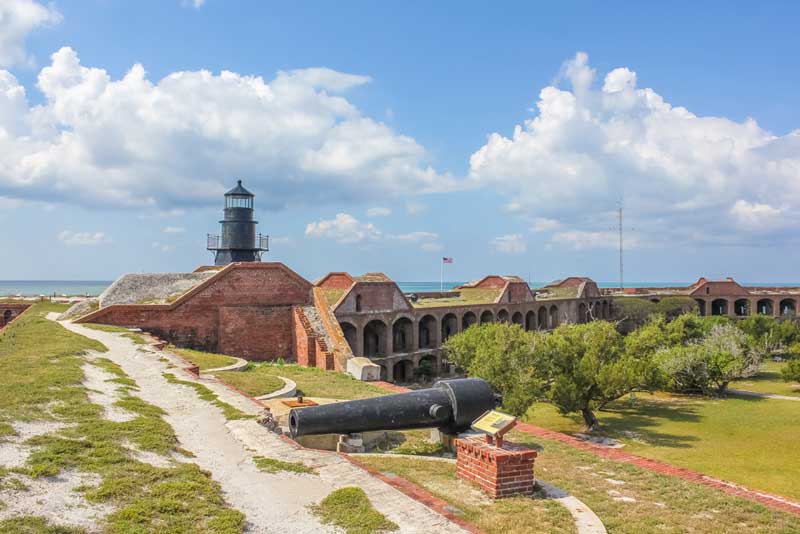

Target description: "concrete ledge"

left=203, top=357, right=249, bottom=374
left=255, top=376, right=297, bottom=400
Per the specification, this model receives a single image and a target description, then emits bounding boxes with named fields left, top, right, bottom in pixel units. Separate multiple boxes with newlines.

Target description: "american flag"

left=442, top=257, right=454, bottom=264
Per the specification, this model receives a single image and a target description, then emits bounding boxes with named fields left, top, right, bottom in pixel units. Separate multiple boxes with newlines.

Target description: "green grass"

left=81, top=323, right=147, bottom=345
left=355, top=456, right=574, bottom=534
left=509, top=430, right=800, bottom=534
left=524, top=392, right=800, bottom=500
left=413, top=288, right=502, bottom=308
left=0, top=516, right=84, bottom=533
left=171, top=347, right=239, bottom=371
left=219, top=361, right=389, bottom=400
left=732, top=360, right=800, bottom=397
left=252, top=456, right=316, bottom=475
left=310, top=487, right=398, bottom=534
left=0, top=303, right=246, bottom=533
left=162, top=373, right=253, bottom=420
left=387, top=429, right=446, bottom=456
left=213, top=370, right=285, bottom=397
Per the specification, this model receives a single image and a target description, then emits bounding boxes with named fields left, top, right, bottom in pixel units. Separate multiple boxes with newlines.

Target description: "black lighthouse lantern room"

left=207, top=180, right=269, bottom=266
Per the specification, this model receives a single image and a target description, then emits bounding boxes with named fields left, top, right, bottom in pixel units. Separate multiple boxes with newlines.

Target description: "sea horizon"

left=3, top=279, right=800, bottom=297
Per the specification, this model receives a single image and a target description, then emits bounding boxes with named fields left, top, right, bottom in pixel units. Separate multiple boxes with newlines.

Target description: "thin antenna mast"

left=618, top=204, right=624, bottom=290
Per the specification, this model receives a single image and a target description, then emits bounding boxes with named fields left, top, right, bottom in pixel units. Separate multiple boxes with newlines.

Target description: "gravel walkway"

left=57, top=318, right=468, bottom=534
left=727, top=388, right=800, bottom=402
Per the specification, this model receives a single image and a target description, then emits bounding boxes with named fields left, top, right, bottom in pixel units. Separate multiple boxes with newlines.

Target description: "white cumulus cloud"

left=491, top=234, right=526, bottom=254
left=305, top=213, right=381, bottom=244
left=0, top=0, right=61, bottom=67
left=58, top=230, right=109, bottom=246
left=469, top=52, right=800, bottom=246
left=0, top=47, right=453, bottom=210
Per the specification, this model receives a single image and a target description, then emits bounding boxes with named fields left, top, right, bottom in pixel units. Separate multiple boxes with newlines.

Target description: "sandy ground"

left=57, top=318, right=469, bottom=534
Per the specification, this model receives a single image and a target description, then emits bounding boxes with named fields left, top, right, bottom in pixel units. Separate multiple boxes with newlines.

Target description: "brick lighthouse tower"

left=207, top=180, right=269, bottom=266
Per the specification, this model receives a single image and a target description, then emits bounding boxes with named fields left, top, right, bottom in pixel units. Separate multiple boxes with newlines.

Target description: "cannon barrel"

left=288, top=378, right=500, bottom=438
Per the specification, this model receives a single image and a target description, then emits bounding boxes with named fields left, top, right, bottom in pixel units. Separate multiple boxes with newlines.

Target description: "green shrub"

left=782, top=359, right=800, bottom=382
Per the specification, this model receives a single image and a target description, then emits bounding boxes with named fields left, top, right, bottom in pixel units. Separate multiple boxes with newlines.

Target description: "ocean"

left=3, top=279, right=799, bottom=297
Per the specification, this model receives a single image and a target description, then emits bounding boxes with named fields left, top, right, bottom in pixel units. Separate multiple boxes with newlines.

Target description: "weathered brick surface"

left=0, top=303, right=32, bottom=332
left=316, top=272, right=355, bottom=290
left=79, top=263, right=313, bottom=362
left=293, top=306, right=333, bottom=369
left=455, top=437, right=537, bottom=499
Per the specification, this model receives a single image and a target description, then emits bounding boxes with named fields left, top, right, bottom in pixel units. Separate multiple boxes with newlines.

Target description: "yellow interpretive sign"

left=471, top=410, right=517, bottom=437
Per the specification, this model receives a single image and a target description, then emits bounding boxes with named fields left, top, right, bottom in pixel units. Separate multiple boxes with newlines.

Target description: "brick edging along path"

left=374, top=381, right=800, bottom=518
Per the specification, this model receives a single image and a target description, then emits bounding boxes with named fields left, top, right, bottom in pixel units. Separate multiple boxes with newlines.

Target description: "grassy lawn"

left=732, top=360, right=800, bottom=397
left=508, top=431, right=800, bottom=534
left=171, top=347, right=239, bottom=371
left=213, top=370, right=285, bottom=397
left=0, top=303, right=245, bottom=532
left=355, top=456, right=575, bottom=534
left=311, top=487, right=398, bottom=534
left=524, top=393, right=800, bottom=500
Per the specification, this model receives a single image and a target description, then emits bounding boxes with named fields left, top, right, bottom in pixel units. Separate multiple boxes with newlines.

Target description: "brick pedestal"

left=455, top=437, right=537, bottom=498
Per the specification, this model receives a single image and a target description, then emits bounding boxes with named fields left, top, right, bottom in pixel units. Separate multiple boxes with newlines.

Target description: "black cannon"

left=288, top=378, right=500, bottom=438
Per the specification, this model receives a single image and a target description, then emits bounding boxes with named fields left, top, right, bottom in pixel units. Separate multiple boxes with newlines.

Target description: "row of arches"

left=340, top=299, right=612, bottom=358
left=697, top=298, right=797, bottom=317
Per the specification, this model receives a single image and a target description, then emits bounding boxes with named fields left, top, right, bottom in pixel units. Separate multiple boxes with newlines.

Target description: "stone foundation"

left=455, top=437, right=536, bottom=498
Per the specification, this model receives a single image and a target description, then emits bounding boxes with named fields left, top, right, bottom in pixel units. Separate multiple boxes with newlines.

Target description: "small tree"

left=545, top=321, right=653, bottom=431
left=442, top=323, right=544, bottom=416
left=654, top=297, right=698, bottom=320
left=612, top=298, right=657, bottom=333
left=655, top=323, right=757, bottom=395
left=782, top=360, right=800, bottom=383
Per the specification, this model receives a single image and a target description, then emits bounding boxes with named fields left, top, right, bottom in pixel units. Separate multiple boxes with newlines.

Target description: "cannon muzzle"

left=288, top=378, right=500, bottom=438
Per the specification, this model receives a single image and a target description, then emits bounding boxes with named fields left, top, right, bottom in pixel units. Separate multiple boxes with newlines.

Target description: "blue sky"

left=1, top=0, right=799, bottom=284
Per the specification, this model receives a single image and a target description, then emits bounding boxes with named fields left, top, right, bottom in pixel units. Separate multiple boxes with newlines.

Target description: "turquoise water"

left=3, top=279, right=798, bottom=297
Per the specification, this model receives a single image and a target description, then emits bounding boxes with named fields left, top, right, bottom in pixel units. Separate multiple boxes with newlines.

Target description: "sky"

left=1, top=0, right=799, bottom=284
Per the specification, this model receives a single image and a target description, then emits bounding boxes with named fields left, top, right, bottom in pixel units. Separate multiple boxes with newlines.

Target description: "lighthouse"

left=206, top=180, right=268, bottom=266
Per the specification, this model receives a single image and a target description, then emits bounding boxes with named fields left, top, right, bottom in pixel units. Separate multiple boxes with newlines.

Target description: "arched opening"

left=602, top=301, right=609, bottom=319
left=379, top=365, right=388, bottom=381
left=462, top=311, right=477, bottom=330
left=393, top=359, right=414, bottom=383
left=549, top=305, right=559, bottom=328
left=757, top=299, right=774, bottom=315
left=363, top=320, right=387, bottom=357
left=578, top=303, right=587, bottom=324
left=418, top=354, right=437, bottom=379
left=355, top=294, right=363, bottom=312
left=780, top=299, right=796, bottom=317
left=480, top=310, right=494, bottom=324
left=711, top=299, right=728, bottom=316
left=441, top=313, right=458, bottom=342
left=2, top=309, right=11, bottom=327
left=538, top=307, right=548, bottom=330
left=734, top=299, right=749, bottom=317
left=340, top=322, right=357, bottom=354
left=392, top=317, right=414, bottom=353
left=650, top=298, right=660, bottom=304
left=511, top=311, right=523, bottom=326
left=525, top=310, right=536, bottom=331
left=497, top=309, right=509, bottom=323
left=418, top=315, right=437, bottom=349
left=695, top=299, right=706, bottom=316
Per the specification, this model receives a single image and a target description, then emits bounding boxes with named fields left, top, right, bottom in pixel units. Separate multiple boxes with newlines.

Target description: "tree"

left=782, top=360, right=800, bottom=383
left=612, top=298, right=657, bottom=333
left=545, top=321, right=653, bottom=431
left=442, top=323, right=544, bottom=416
left=655, top=323, right=757, bottom=395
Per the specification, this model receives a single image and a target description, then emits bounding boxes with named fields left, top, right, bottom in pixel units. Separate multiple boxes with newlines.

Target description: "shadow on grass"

left=595, top=396, right=704, bottom=449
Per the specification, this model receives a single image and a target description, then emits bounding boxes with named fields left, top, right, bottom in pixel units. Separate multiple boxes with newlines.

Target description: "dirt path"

left=57, top=318, right=468, bottom=534
left=727, top=388, right=800, bottom=402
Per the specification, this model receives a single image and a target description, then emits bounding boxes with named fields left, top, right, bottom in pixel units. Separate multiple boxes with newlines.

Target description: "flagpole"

left=440, top=257, right=443, bottom=292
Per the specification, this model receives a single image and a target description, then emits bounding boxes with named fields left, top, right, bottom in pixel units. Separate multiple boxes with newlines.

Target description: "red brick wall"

left=0, top=303, right=32, bottom=331
left=79, top=263, right=313, bottom=361
left=317, top=273, right=355, bottom=290
left=219, top=305, right=295, bottom=361
left=337, top=282, right=411, bottom=313
left=292, top=306, right=335, bottom=370
left=455, top=437, right=536, bottom=499
left=474, top=276, right=507, bottom=289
